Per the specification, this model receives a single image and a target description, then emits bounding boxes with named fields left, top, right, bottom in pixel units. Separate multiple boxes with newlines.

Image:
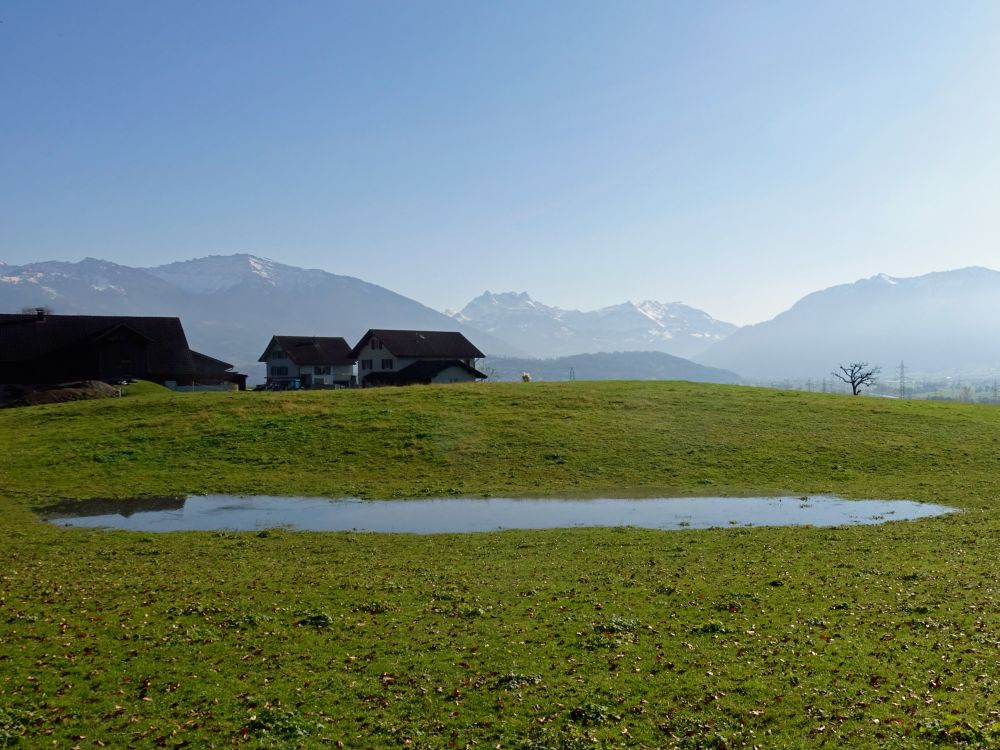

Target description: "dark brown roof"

left=362, top=359, right=487, bottom=387
left=192, top=350, right=234, bottom=373
left=259, top=336, right=354, bottom=366
left=351, top=329, right=484, bottom=359
left=0, top=313, right=197, bottom=378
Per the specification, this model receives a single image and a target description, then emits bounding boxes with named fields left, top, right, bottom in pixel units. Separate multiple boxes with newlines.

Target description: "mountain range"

left=449, top=291, right=736, bottom=359
left=4, top=255, right=1000, bottom=383
left=697, top=267, right=1000, bottom=379
left=0, top=255, right=736, bottom=380
left=0, top=255, right=521, bottom=376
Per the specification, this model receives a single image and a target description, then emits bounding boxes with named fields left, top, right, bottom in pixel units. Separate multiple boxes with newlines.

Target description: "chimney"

left=35, top=308, right=46, bottom=321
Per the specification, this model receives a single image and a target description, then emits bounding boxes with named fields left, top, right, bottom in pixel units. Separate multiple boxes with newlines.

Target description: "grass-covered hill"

left=3, top=379, right=998, bottom=507
left=2, top=381, right=1000, bottom=749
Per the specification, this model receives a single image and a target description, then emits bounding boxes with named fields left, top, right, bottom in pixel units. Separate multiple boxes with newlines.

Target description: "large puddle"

left=38, top=494, right=955, bottom=533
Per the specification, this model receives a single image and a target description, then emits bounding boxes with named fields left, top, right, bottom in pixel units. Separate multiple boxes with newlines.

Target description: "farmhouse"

left=351, top=329, right=487, bottom=387
left=0, top=310, right=244, bottom=389
left=259, top=335, right=354, bottom=389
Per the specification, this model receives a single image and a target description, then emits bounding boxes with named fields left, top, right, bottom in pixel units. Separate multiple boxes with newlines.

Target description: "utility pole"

left=897, top=361, right=906, bottom=400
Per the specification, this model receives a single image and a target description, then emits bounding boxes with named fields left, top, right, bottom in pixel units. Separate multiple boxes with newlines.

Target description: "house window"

left=361, top=359, right=372, bottom=370
left=272, top=349, right=285, bottom=359
left=372, top=338, right=383, bottom=350
left=381, top=358, right=394, bottom=370
left=271, top=366, right=288, bottom=376
left=315, top=366, right=331, bottom=375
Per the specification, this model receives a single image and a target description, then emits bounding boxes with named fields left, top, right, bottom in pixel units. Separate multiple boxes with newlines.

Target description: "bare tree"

left=832, top=362, right=881, bottom=396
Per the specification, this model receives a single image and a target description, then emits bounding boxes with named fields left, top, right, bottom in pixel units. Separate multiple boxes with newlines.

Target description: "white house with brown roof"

left=350, top=329, right=487, bottom=387
left=258, top=336, right=354, bottom=388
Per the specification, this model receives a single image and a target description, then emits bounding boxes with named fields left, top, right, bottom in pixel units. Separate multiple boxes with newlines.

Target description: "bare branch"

left=831, top=362, right=881, bottom=395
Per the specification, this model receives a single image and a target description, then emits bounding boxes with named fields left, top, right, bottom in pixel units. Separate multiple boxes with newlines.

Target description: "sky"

left=2, top=1, right=1000, bottom=325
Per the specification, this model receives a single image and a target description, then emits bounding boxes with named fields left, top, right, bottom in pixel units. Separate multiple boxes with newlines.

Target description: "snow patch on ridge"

left=248, top=256, right=275, bottom=282
left=148, top=254, right=283, bottom=293
left=1, top=272, right=45, bottom=285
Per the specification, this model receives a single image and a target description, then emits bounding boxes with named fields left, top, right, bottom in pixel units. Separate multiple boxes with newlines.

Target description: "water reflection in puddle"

left=38, top=494, right=955, bottom=533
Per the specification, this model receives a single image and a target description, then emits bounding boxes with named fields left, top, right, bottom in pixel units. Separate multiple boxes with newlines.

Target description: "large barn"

left=0, top=310, right=244, bottom=389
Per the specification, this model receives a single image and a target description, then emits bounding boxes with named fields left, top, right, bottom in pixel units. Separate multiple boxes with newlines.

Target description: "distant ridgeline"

left=482, top=351, right=741, bottom=384
left=7, top=257, right=1000, bottom=383
left=696, top=267, right=1000, bottom=380
left=0, top=255, right=521, bottom=377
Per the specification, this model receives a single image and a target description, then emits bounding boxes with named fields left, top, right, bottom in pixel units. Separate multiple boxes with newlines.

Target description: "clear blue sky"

left=3, top=1, right=1000, bottom=324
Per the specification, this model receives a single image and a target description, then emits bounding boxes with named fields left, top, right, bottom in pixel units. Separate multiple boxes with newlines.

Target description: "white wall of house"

left=263, top=349, right=352, bottom=386
left=356, top=343, right=419, bottom=379
left=300, top=363, right=353, bottom=385
left=264, top=352, right=295, bottom=380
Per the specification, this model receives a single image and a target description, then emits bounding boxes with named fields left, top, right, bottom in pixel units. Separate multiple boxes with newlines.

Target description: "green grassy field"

left=2, top=381, right=1000, bottom=749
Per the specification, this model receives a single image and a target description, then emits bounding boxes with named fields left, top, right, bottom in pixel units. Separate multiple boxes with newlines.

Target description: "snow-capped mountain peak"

left=451, top=291, right=736, bottom=358
left=459, top=291, right=543, bottom=314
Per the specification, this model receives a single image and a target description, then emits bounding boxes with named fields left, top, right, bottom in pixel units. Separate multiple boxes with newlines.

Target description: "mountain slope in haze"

left=697, top=267, right=1000, bottom=379
left=0, top=258, right=187, bottom=317
left=0, top=255, right=521, bottom=374
left=451, top=291, right=737, bottom=359
left=482, top=350, right=741, bottom=384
